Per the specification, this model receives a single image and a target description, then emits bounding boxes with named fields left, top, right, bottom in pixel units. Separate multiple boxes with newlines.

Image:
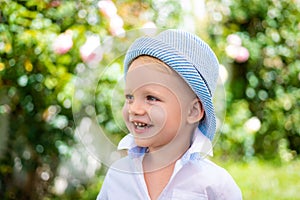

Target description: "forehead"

left=125, top=56, right=195, bottom=99
left=128, top=56, right=174, bottom=74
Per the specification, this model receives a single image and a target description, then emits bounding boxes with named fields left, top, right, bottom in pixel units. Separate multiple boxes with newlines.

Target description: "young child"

left=97, top=29, right=242, bottom=200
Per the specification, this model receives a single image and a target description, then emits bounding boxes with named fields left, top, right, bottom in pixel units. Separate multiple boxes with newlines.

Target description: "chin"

left=134, top=139, right=151, bottom=148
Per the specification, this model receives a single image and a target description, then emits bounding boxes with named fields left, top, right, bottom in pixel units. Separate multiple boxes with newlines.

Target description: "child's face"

left=122, top=56, right=197, bottom=152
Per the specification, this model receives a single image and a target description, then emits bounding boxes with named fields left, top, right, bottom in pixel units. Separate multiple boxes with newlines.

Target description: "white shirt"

left=97, top=129, right=242, bottom=200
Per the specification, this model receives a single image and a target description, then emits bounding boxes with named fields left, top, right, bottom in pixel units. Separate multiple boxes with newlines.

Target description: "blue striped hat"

left=124, top=29, right=219, bottom=141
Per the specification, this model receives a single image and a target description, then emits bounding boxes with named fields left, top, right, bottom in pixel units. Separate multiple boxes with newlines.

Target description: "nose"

left=128, top=99, right=146, bottom=115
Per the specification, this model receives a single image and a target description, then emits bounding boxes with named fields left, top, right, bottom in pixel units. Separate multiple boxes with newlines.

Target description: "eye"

left=146, top=95, right=159, bottom=102
left=125, top=94, right=134, bottom=103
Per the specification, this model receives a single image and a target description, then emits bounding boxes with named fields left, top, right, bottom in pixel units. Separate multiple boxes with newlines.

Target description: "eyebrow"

left=124, top=85, right=164, bottom=96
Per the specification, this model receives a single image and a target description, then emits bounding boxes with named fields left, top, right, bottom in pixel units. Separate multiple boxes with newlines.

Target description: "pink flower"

left=225, top=34, right=249, bottom=63
left=109, top=15, right=125, bottom=36
left=98, top=0, right=117, bottom=19
left=225, top=45, right=239, bottom=59
left=53, top=30, right=73, bottom=55
left=98, top=0, right=125, bottom=36
left=80, top=35, right=102, bottom=64
left=235, top=46, right=250, bottom=63
left=225, top=45, right=249, bottom=63
left=227, top=34, right=242, bottom=46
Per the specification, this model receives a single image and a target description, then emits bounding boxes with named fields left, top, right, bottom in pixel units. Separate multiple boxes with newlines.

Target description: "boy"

left=97, top=29, right=242, bottom=199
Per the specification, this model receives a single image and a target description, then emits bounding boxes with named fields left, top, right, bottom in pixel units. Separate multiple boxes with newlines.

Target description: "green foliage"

left=0, top=0, right=79, bottom=198
left=0, top=0, right=184, bottom=199
left=207, top=0, right=300, bottom=161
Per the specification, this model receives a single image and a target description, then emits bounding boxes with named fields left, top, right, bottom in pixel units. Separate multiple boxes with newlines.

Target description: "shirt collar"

left=180, top=128, right=213, bottom=165
left=189, top=128, right=213, bottom=157
left=117, top=128, right=213, bottom=159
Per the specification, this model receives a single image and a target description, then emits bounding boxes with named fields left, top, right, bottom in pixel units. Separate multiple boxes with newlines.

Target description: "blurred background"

left=0, top=0, right=299, bottom=199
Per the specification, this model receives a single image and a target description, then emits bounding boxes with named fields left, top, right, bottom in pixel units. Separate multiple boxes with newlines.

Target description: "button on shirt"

left=97, top=129, right=242, bottom=200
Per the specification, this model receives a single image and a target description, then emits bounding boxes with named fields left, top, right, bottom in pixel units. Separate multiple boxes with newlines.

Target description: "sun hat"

left=123, top=29, right=219, bottom=141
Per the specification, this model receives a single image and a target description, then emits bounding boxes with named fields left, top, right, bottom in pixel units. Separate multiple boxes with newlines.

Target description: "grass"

left=217, top=159, right=300, bottom=200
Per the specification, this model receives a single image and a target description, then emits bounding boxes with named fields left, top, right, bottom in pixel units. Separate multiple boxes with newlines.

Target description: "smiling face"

left=122, top=56, right=203, bottom=153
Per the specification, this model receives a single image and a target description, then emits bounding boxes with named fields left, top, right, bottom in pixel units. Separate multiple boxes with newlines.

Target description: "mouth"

left=132, top=121, right=152, bottom=130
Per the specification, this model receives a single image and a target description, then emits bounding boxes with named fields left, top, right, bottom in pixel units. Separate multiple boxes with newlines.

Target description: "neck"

left=143, top=126, right=195, bottom=173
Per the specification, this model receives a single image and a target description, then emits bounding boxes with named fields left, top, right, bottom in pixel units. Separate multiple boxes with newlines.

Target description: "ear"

left=187, top=98, right=204, bottom=124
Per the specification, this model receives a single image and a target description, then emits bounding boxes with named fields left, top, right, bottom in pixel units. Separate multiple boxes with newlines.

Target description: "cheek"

left=122, top=103, right=129, bottom=121
left=148, top=105, right=167, bottom=126
left=165, top=102, right=182, bottom=127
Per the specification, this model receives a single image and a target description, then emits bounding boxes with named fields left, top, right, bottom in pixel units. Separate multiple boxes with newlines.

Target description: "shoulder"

left=98, top=156, right=135, bottom=194
left=189, top=158, right=228, bottom=175
left=189, top=159, right=242, bottom=199
left=200, top=158, right=229, bottom=173
left=97, top=156, right=144, bottom=199
left=106, top=155, right=144, bottom=178
left=194, top=158, right=237, bottom=183
left=104, top=156, right=136, bottom=180
left=109, top=156, right=132, bottom=172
